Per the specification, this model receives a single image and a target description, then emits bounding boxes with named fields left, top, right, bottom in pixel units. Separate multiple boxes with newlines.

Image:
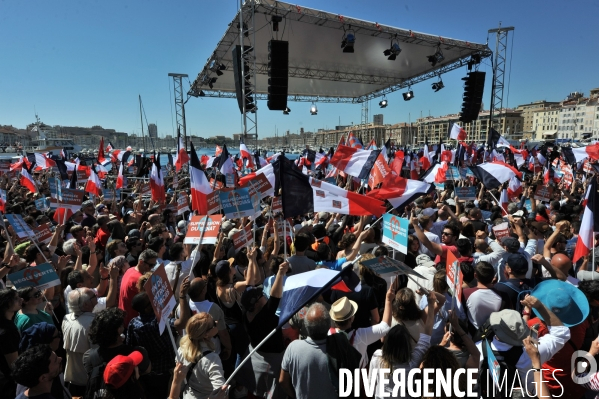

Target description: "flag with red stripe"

left=329, top=145, right=379, bottom=179
left=573, top=178, right=599, bottom=263
left=189, top=142, right=213, bottom=214
left=450, top=123, right=467, bottom=141
left=85, top=169, right=103, bottom=196
left=20, top=168, right=37, bottom=193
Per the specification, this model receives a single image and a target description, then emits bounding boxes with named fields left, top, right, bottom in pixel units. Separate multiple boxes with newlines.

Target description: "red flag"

left=190, top=142, right=213, bottom=214
left=368, top=152, right=391, bottom=188
left=98, top=137, right=108, bottom=165
left=175, top=130, right=189, bottom=171
left=150, top=162, right=165, bottom=204
left=20, top=168, right=37, bottom=193
left=85, top=169, right=102, bottom=196
left=116, top=163, right=125, bottom=190
left=390, top=153, right=404, bottom=176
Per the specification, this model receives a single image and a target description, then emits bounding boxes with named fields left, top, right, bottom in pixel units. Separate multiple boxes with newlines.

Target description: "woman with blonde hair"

left=177, top=312, right=225, bottom=399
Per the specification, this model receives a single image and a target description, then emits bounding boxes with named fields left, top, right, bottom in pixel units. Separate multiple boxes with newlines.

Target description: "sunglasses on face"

left=442, top=232, right=453, bottom=236
left=30, top=291, right=42, bottom=300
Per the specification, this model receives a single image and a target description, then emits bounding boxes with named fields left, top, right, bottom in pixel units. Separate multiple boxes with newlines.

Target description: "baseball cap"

left=103, top=351, right=146, bottom=389
left=81, top=200, right=94, bottom=210
left=421, top=208, right=437, bottom=217
left=128, top=229, right=141, bottom=239
left=214, top=260, right=231, bottom=280
left=489, top=309, right=529, bottom=346
left=221, top=220, right=235, bottom=234
left=501, top=237, right=520, bottom=252
left=318, top=212, right=330, bottom=221
left=506, top=253, right=528, bottom=276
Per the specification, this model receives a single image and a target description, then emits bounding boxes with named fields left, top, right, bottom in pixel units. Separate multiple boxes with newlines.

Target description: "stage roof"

left=189, top=0, right=492, bottom=103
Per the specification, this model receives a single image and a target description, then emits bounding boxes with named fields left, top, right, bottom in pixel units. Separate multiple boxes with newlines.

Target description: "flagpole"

left=0, top=214, right=14, bottom=254
left=224, top=328, right=278, bottom=386
left=487, top=190, right=509, bottom=217
left=16, top=217, right=50, bottom=264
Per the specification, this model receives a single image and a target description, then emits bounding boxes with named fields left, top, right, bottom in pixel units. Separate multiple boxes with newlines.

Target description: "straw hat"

left=329, top=297, right=358, bottom=322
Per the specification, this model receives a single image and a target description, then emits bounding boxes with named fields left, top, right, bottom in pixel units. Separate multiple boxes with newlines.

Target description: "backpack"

left=84, top=348, right=112, bottom=399
left=496, top=281, right=532, bottom=314
left=181, top=350, right=213, bottom=394
left=475, top=319, right=524, bottom=399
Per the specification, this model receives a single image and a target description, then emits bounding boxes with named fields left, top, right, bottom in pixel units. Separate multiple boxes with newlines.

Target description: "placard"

left=225, top=173, right=236, bottom=187
left=486, top=340, right=502, bottom=390
left=523, top=199, right=532, bottom=212
left=102, top=189, right=121, bottom=201
left=50, top=188, right=85, bottom=211
left=5, top=214, right=34, bottom=238
left=381, top=213, right=409, bottom=254
left=232, top=224, right=254, bottom=251
left=140, top=183, right=151, bottom=196
left=8, top=263, right=61, bottom=291
left=0, top=160, right=10, bottom=174
left=271, top=196, right=282, bottom=216
left=455, top=187, right=477, bottom=201
left=177, top=195, right=190, bottom=216
left=35, top=198, right=50, bottom=212
left=492, top=222, right=510, bottom=241
left=184, top=215, right=223, bottom=245
left=209, top=179, right=224, bottom=190
left=247, top=173, right=274, bottom=198
left=446, top=251, right=463, bottom=311
left=218, top=188, right=260, bottom=219
left=31, top=223, right=53, bottom=244
left=534, top=185, right=553, bottom=202
left=361, top=256, right=427, bottom=279
left=206, top=188, right=233, bottom=215
left=144, top=264, right=176, bottom=335
left=434, top=183, right=445, bottom=190
left=48, top=177, right=62, bottom=200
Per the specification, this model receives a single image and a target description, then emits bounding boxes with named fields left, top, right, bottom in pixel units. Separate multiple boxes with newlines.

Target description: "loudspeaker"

left=267, top=40, right=289, bottom=111
left=459, top=71, right=485, bottom=123
left=232, top=45, right=254, bottom=114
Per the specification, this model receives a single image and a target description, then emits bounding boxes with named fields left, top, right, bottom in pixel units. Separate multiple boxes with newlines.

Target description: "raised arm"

left=410, top=216, right=443, bottom=256
left=270, top=261, right=289, bottom=299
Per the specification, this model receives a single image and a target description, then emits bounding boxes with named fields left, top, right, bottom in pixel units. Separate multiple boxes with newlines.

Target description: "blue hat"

left=531, top=280, right=589, bottom=327
left=19, top=322, right=57, bottom=353
left=215, top=260, right=231, bottom=280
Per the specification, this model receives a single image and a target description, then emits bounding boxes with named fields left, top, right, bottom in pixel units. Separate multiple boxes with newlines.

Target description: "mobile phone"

left=530, top=324, right=539, bottom=346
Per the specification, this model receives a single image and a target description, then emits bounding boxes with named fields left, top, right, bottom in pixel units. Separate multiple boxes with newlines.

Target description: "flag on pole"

left=450, top=123, right=467, bottom=141
left=150, top=161, right=166, bottom=204
left=175, top=128, right=189, bottom=172
left=573, top=178, right=599, bottom=263
left=189, top=142, right=213, bottom=214
left=85, top=169, right=103, bottom=196
left=329, top=145, right=379, bottom=179
left=116, top=163, right=125, bottom=190
left=20, top=168, right=37, bottom=193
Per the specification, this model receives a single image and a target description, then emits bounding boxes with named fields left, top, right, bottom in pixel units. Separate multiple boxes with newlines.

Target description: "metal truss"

left=168, top=73, right=188, bottom=150
left=488, top=24, right=514, bottom=131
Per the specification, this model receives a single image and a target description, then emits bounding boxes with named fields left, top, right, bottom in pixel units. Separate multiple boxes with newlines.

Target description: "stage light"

left=341, top=28, right=355, bottom=53
left=379, top=99, right=388, bottom=108
left=209, top=60, right=226, bottom=76
left=402, top=90, right=414, bottom=101
left=467, top=54, right=482, bottom=70
left=427, top=46, right=445, bottom=67
left=283, top=107, right=290, bottom=115
left=208, top=77, right=217, bottom=89
left=432, top=77, right=444, bottom=92
left=272, top=15, right=282, bottom=32
left=199, top=90, right=205, bottom=97
left=383, top=38, right=402, bottom=61
left=310, top=103, right=318, bottom=115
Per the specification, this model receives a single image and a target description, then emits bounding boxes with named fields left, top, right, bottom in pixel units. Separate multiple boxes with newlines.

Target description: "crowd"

left=1, top=144, right=599, bottom=399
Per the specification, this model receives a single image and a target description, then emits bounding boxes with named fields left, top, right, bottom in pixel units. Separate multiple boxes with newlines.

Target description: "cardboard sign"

left=184, top=215, right=223, bottom=245
left=8, top=263, right=61, bottom=291
left=32, top=223, right=53, bottom=244
left=218, top=188, right=260, bottom=219
left=35, top=198, right=50, bottom=212
left=275, top=219, right=293, bottom=239
left=5, top=214, right=35, bottom=238
left=206, top=188, right=233, bottom=215
left=102, top=189, right=121, bottom=201
left=271, top=196, right=282, bottom=216
left=486, top=340, right=502, bottom=390
left=247, top=173, right=274, bottom=199
left=177, top=195, right=190, bottom=216
left=140, top=183, right=151, bottom=196
left=67, top=169, right=89, bottom=183
left=381, top=213, right=409, bottom=254
left=0, top=160, right=11, bottom=174
left=50, top=188, right=85, bottom=211
left=455, top=187, right=477, bottom=201
left=361, top=256, right=426, bottom=279
left=446, top=166, right=462, bottom=181
left=225, top=173, right=236, bottom=187
left=434, top=183, right=445, bottom=190
left=446, top=251, right=463, bottom=310
left=523, top=199, right=532, bottom=212
left=492, top=222, right=510, bottom=241
left=48, top=177, right=62, bottom=200
left=209, top=178, right=225, bottom=190
left=232, top=224, right=254, bottom=251
left=144, top=264, right=176, bottom=335
left=534, top=185, right=553, bottom=202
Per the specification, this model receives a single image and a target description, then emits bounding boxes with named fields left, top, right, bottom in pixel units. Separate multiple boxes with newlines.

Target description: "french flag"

left=338, top=135, right=346, bottom=147
left=0, top=189, right=5, bottom=213
left=366, top=139, right=377, bottom=150
left=97, top=137, right=110, bottom=166
left=95, top=163, right=109, bottom=180
left=469, top=161, right=521, bottom=189
left=175, top=129, right=189, bottom=172
left=561, top=144, right=599, bottom=164
left=238, top=163, right=275, bottom=196
left=500, top=188, right=509, bottom=216
left=420, top=162, right=448, bottom=184
left=116, top=163, right=125, bottom=190
left=308, top=177, right=386, bottom=216
left=347, top=132, right=363, bottom=149
left=450, top=123, right=467, bottom=142
left=507, top=176, right=522, bottom=200
left=254, top=151, right=268, bottom=169
left=329, top=145, right=379, bottom=179
left=105, top=142, right=114, bottom=152
left=278, top=267, right=360, bottom=329
left=34, top=153, right=56, bottom=170
left=189, top=142, right=213, bottom=215
left=214, top=145, right=236, bottom=175
left=215, top=145, right=223, bottom=157
left=150, top=161, right=165, bottom=204
left=20, top=168, right=37, bottom=193
left=85, top=169, right=103, bottom=196
left=53, top=208, right=73, bottom=224
left=367, top=174, right=434, bottom=212
left=381, top=138, right=391, bottom=163
left=239, top=140, right=254, bottom=169
left=573, top=178, right=599, bottom=264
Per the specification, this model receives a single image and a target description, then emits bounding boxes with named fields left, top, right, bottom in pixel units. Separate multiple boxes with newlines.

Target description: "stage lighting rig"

left=379, top=98, right=388, bottom=108
left=209, top=60, right=226, bottom=76
left=431, top=76, right=444, bottom=92
left=427, top=45, right=445, bottom=67
left=310, top=103, right=318, bottom=115
left=383, top=37, right=402, bottom=60
left=283, top=107, right=290, bottom=115
left=341, top=26, right=355, bottom=53
left=402, top=89, right=414, bottom=101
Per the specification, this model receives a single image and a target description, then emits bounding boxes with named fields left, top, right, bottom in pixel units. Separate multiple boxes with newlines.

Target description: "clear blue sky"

left=1, top=0, right=598, bottom=139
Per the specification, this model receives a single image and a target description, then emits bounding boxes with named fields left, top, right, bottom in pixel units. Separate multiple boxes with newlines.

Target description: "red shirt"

left=434, top=244, right=459, bottom=264
left=119, top=267, right=142, bottom=327
left=95, top=226, right=110, bottom=249
left=527, top=317, right=588, bottom=398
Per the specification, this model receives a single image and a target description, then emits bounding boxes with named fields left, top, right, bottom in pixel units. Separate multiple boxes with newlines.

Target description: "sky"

left=1, top=0, right=598, bottom=140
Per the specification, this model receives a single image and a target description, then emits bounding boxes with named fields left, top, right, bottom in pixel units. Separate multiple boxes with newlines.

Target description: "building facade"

left=148, top=124, right=158, bottom=138
left=532, top=106, right=560, bottom=141
left=515, top=101, right=560, bottom=137
left=373, top=114, right=384, bottom=126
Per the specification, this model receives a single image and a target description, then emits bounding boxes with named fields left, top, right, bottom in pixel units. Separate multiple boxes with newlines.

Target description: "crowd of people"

left=1, top=146, right=599, bottom=399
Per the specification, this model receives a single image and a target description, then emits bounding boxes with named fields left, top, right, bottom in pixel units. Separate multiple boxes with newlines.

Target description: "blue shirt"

left=317, top=257, right=347, bottom=271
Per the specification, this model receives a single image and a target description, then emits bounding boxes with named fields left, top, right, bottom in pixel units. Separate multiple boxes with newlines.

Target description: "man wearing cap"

left=328, top=283, right=394, bottom=368
left=80, top=200, right=96, bottom=229
left=103, top=350, right=151, bottom=395
left=524, top=280, right=589, bottom=398
left=476, top=295, right=570, bottom=398
left=495, top=217, right=537, bottom=282
left=407, top=254, right=437, bottom=304
left=494, top=253, right=535, bottom=311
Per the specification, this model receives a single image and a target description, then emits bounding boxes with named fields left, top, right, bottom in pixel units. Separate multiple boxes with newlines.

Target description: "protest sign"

left=492, top=222, right=510, bottom=241
left=218, top=188, right=260, bottom=219
left=361, top=256, right=427, bottom=279
left=206, top=189, right=228, bottom=215
left=8, top=263, right=60, bottom=291
left=50, top=188, right=85, bottom=211
left=486, top=340, right=502, bottom=390
left=48, top=177, right=62, bottom=200
left=0, top=160, right=10, bottom=174
left=434, top=183, right=445, bottom=190
left=232, top=224, right=254, bottom=251
left=177, top=195, right=190, bottom=216
left=446, top=166, right=462, bottom=181
left=35, top=198, right=50, bottom=212
left=534, top=185, right=553, bottom=202
left=5, top=214, right=35, bottom=239
left=209, top=179, right=225, bottom=190
left=102, top=189, right=121, bottom=201
left=144, top=264, right=176, bottom=335
left=184, top=215, right=222, bottom=245
left=455, top=187, right=477, bottom=201
left=446, top=251, right=464, bottom=311
left=247, top=173, right=274, bottom=199
left=381, top=213, right=409, bottom=254
left=32, top=224, right=53, bottom=244
left=225, top=173, right=236, bottom=187
left=523, top=199, right=532, bottom=212
left=140, top=183, right=151, bottom=196
left=275, top=219, right=293, bottom=240
left=271, top=196, right=282, bottom=216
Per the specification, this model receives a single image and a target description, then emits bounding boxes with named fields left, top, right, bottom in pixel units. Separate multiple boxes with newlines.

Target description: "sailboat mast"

left=139, top=95, right=145, bottom=153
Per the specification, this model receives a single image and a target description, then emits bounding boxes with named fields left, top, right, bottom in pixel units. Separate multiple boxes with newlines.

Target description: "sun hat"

left=489, top=309, right=530, bottom=346
left=531, top=279, right=590, bottom=328
left=329, top=297, right=358, bottom=322
left=415, top=254, right=435, bottom=268
left=103, top=351, right=145, bottom=389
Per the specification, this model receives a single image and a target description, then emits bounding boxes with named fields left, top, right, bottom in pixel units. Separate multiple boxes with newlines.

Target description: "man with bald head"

left=280, top=303, right=338, bottom=399
left=532, top=253, right=578, bottom=286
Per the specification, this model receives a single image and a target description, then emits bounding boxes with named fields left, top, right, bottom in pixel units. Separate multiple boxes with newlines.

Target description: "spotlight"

left=402, top=90, right=414, bottom=101
left=467, top=54, right=482, bottom=70
left=431, top=78, right=444, bottom=92
left=383, top=39, right=402, bottom=61
left=341, top=28, right=355, bottom=53
left=310, top=103, right=318, bottom=115
left=427, top=46, right=445, bottom=67
left=379, top=99, right=388, bottom=108
left=199, top=90, right=205, bottom=97
left=283, top=107, right=290, bottom=115
left=272, top=15, right=282, bottom=32
left=209, top=60, right=226, bottom=76
left=208, top=77, right=217, bottom=89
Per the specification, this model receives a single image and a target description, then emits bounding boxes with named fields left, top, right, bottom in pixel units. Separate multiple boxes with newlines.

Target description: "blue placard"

left=485, top=340, right=502, bottom=390
left=434, top=183, right=445, bottom=190
left=8, top=263, right=61, bottom=291
left=102, top=189, right=121, bottom=200
left=218, top=188, right=260, bottom=218
left=523, top=199, right=532, bottom=212
left=455, top=187, right=477, bottom=201
left=226, top=173, right=236, bottom=187
left=381, top=213, right=408, bottom=254
left=35, top=198, right=50, bottom=211
left=48, top=177, right=62, bottom=200
left=5, top=214, right=34, bottom=239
